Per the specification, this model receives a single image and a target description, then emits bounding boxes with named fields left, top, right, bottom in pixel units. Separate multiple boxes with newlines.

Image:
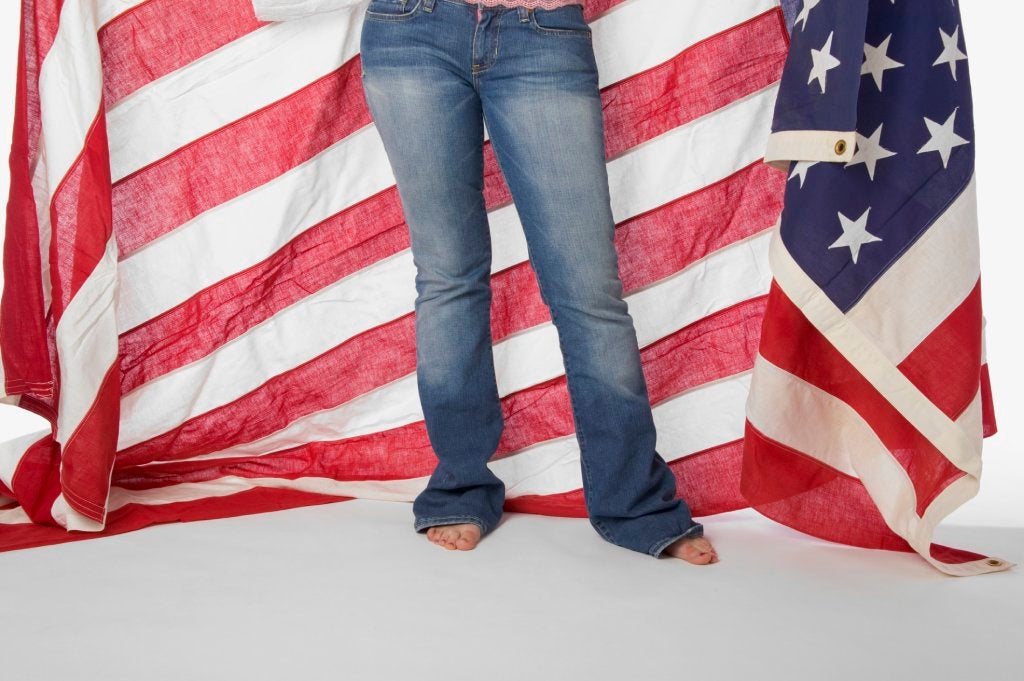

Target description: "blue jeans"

left=359, top=0, right=703, bottom=557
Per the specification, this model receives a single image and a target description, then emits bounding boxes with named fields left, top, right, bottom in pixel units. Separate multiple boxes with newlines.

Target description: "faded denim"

left=359, top=0, right=703, bottom=557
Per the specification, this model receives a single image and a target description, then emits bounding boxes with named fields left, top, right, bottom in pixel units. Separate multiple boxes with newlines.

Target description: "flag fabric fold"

left=743, top=0, right=1009, bottom=576
left=1, top=0, right=121, bottom=534
left=0, top=0, right=1005, bottom=575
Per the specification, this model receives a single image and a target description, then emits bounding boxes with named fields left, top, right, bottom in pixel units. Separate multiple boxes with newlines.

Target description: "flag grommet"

left=986, top=559, right=1003, bottom=567
left=834, top=140, right=847, bottom=155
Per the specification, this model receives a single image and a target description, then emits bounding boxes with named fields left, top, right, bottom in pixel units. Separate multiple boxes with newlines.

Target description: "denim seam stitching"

left=648, top=522, right=703, bottom=558
left=415, top=514, right=490, bottom=534
left=365, top=0, right=423, bottom=21
left=529, top=7, right=592, bottom=39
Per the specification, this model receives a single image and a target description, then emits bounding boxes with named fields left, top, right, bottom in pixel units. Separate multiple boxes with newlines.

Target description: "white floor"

left=1, top=497, right=1020, bottom=681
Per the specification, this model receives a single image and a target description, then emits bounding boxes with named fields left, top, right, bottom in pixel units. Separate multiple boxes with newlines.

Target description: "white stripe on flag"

left=0, top=505, right=32, bottom=526
left=592, top=0, right=776, bottom=88
left=51, top=493, right=105, bottom=531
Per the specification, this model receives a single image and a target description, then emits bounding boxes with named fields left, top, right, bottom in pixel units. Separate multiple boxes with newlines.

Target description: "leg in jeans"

left=359, top=0, right=505, bottom=538
left=475, top=5, right=703, bottom=557
left=359, top=0, right=707, bottom=558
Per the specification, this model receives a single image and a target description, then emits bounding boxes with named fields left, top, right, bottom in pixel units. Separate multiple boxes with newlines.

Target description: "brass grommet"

left=986, top=558, right=1003, bottom=567
left=834, top=139, right=847, bottom=155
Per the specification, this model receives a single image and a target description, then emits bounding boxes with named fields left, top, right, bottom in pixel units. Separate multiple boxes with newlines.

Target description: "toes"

left=454, top=526, right=481, bottom=551
left=666, top=536, right=719, bottom=565
left=424, top=523, right=482, bottom=550
left=439, top=527, right=458, bottom=549
left=686, top=549, right=713, bottom=565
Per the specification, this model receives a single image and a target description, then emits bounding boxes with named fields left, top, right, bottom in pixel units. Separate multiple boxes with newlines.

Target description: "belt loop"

left=517, top=6, right=529, bottom=22
left=423, top=0, right=435, bottom=12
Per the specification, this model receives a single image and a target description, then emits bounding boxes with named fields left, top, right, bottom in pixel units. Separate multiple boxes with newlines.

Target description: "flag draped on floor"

left=0, top=0, right=1005, bottom=573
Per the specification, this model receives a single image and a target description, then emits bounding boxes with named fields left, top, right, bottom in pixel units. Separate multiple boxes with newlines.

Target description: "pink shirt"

left=462, top=0, right=581, bottom=9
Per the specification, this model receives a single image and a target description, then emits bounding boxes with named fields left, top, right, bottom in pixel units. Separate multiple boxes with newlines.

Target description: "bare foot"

left=425, top=523, right=482, bottom=551
left=663, top=535, right=718, bottom=564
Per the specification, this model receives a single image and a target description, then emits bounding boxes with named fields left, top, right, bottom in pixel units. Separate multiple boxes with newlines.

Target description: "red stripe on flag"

left=758, top=283, right=965, bottom=517
left=980, top=362, right=997, bottom=437
left=897, top=279, right=982, bottom=421
left=668, top=438, right=749, bottom=516
left=504, top=439, right=749, bottom=518
left=1, top=0, right=61, bottom=397
left=56, top=361, right=122, bottom=522
left=48, top=106, right=114, bottom=317
left=99, top=0, right=267, bottom=106
left=600, top=9, right=787, bottom=159
left=617, top=161, right=783, bottom=292
left=8, top=433, right=62, bottom=526
left=0, top=486, right=354, bottom=554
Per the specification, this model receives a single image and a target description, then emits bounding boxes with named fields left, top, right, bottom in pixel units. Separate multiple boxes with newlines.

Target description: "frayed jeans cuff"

left=648, top=521, right=704, bottom=558
left=414, top=514, right=490, bottom=535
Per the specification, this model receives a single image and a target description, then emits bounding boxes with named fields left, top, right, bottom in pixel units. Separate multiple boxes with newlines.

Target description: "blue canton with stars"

left=771, top=0, right=974, bottom=312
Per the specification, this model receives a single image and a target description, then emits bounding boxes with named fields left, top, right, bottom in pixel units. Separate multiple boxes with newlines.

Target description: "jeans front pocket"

left=365, top=0, right=423, bottom=21
left=528, top=4, right=591, bottom=38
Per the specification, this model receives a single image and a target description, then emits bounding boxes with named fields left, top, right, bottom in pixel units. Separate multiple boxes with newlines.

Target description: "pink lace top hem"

left=461, top=0, right=581, bottom=9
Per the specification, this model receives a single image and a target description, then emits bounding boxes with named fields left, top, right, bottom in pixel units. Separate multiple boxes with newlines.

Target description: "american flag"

left=744, top=0, right=1009, bottom=576
left=0, top=0, right=1002, bottom=573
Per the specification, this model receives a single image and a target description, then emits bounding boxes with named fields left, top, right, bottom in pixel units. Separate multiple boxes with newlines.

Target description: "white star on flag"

left=917, top=108, right=969, bottom=168
left=789, top=161, right=819, bottom=188
left=829, top=207, right=882, bottom=264
left=808, top=31, right=841, bottom=94
left=794, top=0, right=820, bottom=32
left=862, top=35, right=903, bottom=91
left=933, top=26, right=967, bottom=80
left=846, top=124, right=897, bottom=180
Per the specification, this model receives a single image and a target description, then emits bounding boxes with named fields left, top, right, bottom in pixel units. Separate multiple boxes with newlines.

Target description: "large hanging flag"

left=743, top=0, right=1009, bottom=575
left=0, top=0, right=1005, bottom=574
left=0, top=0, right=790, bottom=550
